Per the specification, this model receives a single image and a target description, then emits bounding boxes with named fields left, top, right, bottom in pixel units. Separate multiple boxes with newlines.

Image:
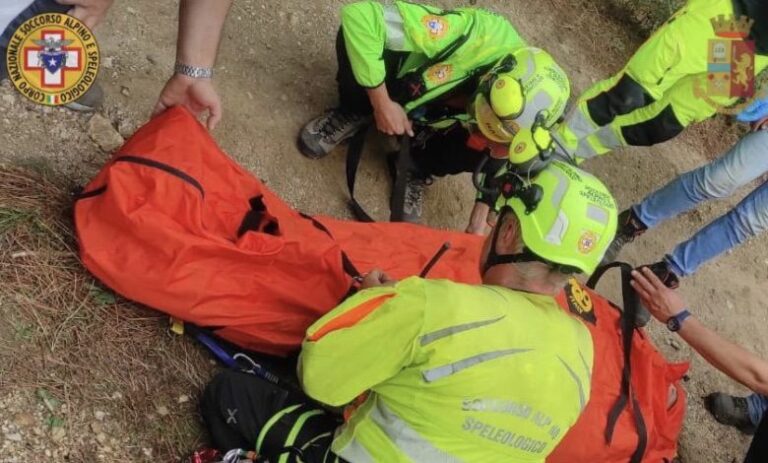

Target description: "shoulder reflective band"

left=308, top=293, right=396, bottom=342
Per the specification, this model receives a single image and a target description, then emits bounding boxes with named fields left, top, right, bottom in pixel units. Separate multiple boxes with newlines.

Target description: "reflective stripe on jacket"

left=300, top=277, right=594, bottom=463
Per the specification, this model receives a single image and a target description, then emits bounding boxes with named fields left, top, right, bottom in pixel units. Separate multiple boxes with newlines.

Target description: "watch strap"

left=667, top=309, right=691, bottom=332
left=174, top=62, right=214, bottom=79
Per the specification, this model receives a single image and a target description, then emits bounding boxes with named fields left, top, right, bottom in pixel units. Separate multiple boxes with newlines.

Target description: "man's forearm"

left=366, top=84, right=391, bottom=111
left=679, top=317, right=768, bottom=395
left=175, top=0, right=233, bottom=67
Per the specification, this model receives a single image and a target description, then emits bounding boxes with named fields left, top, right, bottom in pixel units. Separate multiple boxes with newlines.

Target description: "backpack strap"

left=345, top=125, right=376, bottom=223
left=388, top=136, right=413, bottom=222
left=345, top=129, right=415, bottom=223
left=389, top=17, right=475, bottom=107
left=587, top=262, right=648, bottom=463
left=256, top=403, right=340, bottom=463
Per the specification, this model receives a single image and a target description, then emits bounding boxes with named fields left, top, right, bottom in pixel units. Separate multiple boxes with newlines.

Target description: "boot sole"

left=296, top=134, right=332, bottom=160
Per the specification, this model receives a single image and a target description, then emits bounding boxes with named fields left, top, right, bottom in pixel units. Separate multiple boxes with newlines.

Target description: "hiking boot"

left=637, top=260, right=680, bottom=289
left=601, top=208, right=648, bottom=265
left=705, top=393, right=757, bottom=435
left=397, top=171, right=432, bottom=224
left=298, top=109, right=369, bottom=159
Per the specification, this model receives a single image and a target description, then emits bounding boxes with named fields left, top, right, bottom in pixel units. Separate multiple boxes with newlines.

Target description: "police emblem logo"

left=6, top=14, right=100, bottom=106
left=425, top=63, right=453, bottom=85
left=422, top=15, right=448, bottom=39
left=577, top=230, right=597, bottom=254
left=707, top=14, right=755, bottom=99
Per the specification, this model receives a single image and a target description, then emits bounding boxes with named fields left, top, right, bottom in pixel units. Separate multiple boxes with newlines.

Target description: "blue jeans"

left=633, top=130, right=768, bottom=277
left=748, top=393, right=768, bottom=427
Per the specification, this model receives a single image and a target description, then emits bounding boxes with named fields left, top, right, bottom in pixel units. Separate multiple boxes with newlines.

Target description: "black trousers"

left=335, top=28, right=503, bottom=198
left=0, top=0, right=70, bottom=79
left=745, top=415, right=768, bottom=463
left=201, top=370, right=345, bottom=463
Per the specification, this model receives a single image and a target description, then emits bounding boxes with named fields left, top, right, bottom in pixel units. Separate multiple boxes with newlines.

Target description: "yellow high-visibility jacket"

left=300, top=277, right=593, bottom=463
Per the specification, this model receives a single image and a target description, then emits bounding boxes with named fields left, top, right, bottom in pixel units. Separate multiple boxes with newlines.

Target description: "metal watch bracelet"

left=174, top=62, right=214, bottom=79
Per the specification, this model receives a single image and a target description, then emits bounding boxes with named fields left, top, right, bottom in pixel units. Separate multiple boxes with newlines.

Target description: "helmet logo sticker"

left=422, top=15, right=449, bottom=39
left=514, top=142, right=527, bottom=154
left=495, top=79, right=506, bottom=90
left=578, top=231, right=598, bottom=254
left=425, top=63, right=453, bottom=85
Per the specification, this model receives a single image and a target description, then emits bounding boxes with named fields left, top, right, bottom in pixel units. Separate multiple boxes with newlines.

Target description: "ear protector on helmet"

left=473, top=115, right=555, bottom=199
left=508, top=115, right=555, bottom=174
left=472, top=55, right=526, bottom=143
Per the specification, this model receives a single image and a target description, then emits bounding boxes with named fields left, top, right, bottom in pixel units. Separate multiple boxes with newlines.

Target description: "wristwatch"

left=174, top=62, right=214, bottom=79
left=666, top=309, right=692, bottom=332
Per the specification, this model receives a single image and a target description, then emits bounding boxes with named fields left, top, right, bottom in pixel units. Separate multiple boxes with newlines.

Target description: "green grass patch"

left=0, top=208, right=37, bottom=235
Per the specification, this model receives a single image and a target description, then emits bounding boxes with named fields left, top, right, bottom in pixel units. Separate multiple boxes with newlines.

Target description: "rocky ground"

left=1, top=0, right=767, bottom=461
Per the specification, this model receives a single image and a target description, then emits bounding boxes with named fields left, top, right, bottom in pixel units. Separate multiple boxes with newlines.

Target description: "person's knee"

left=585, top=74, right=654, bottom=126
left=696, top=134, right=768, bottom=199
left=620, top=104, right=685, bottom=146
left=729, top=202, right=768, bottom=240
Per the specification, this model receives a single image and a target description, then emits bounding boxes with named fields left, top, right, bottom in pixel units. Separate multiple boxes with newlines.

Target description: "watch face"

left=667, top=317, right=681, bottom=332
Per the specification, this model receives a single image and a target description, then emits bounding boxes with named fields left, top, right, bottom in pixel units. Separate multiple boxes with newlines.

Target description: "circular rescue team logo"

left=423, top=15, right=448, bottom=39
left=5, top=14, right=99, bottom=106
left=425, top=63, right=453, bottom=85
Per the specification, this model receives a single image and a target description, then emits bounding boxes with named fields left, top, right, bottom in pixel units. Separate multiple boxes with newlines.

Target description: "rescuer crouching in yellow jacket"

left=201, top=160, right=618, bottom=462
left=555, top=0, right=768, bottom=161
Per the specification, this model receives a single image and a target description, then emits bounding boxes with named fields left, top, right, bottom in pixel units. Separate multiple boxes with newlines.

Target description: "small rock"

left=280, top=94, right=288, bottom=102
left=117, top=118, right=136, bottom=138
left=120, top=86, right=130, bottom=97
left=146, top=54, right=157, bottom=65
left=88, top=114, right=124, bottom=152
left=94, top=410, right=106, bottom=421
left=12, top=413, right=35, bottom=428
left=50, top=426, right=66, bottom=442
left=177, top=395, right=190, bottom=404
left=156, top=406, right=169, bottom=416
left=110, top=392, right=123, bottom=400
left=102, top=56, right=115, bottom=69
left=726, top=300, right=735, bottom=311
left=90, top=421, right=104, bottom=434
left=96, top=432, right=108, bottom=444
left=1, top=94, right=14, bottom=106
left=666, top=338, right=682, bottom=350
left=126, top=6, right=137, bottom=14
left=4, top=432, right=22, bottom=442
left=142, top=448, right=153, bottom=458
